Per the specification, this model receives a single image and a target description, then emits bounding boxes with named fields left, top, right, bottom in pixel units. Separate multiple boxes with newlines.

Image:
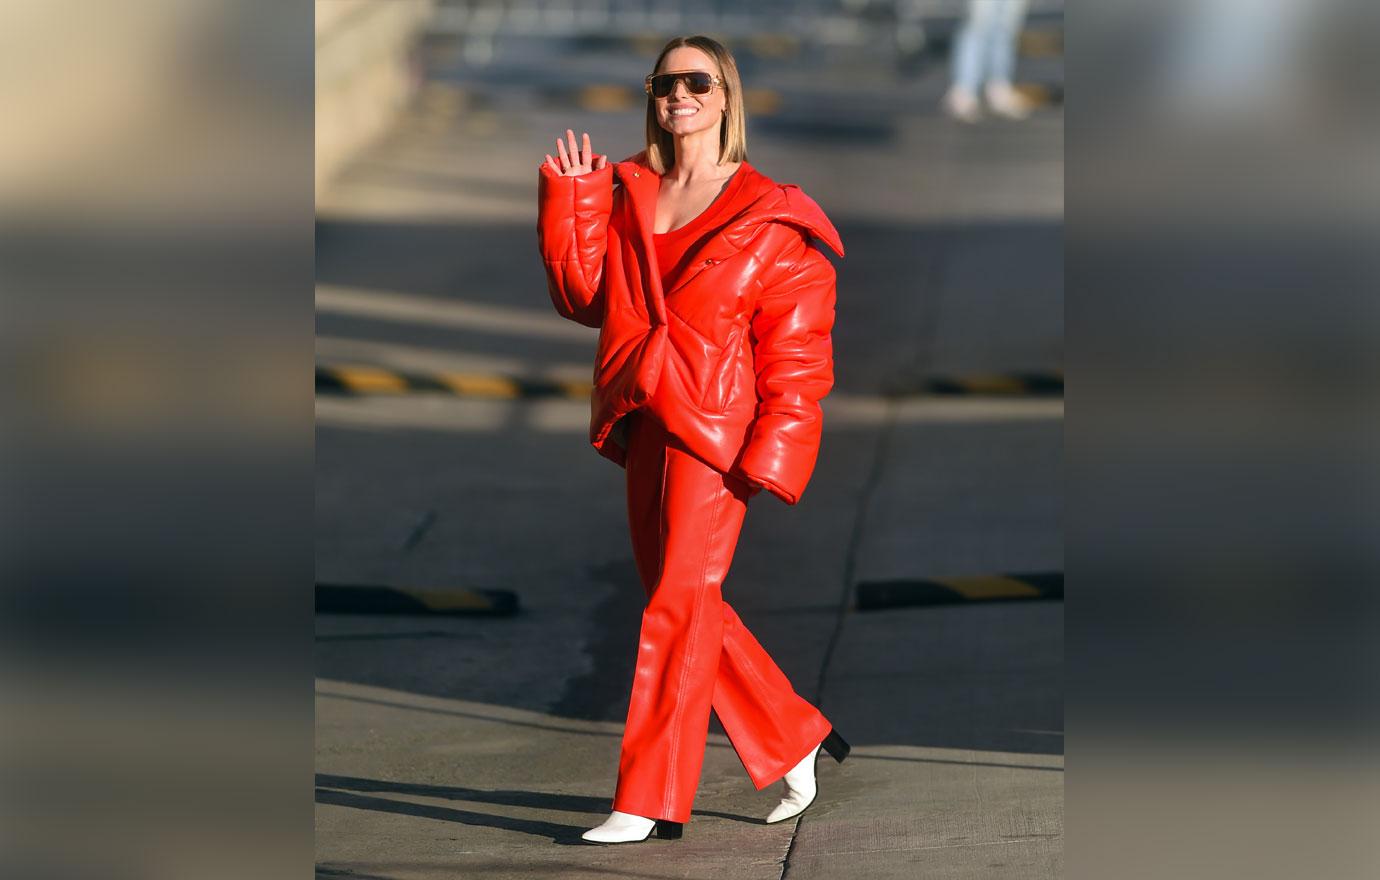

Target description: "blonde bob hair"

left=644, top=35, right=748, bottom=175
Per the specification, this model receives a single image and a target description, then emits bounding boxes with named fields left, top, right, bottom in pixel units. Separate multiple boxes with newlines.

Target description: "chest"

left=653, top=176, right=736, bottom=234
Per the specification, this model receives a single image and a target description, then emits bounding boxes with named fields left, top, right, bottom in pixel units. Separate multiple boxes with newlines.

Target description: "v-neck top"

left=652, top=165, right=750, bottom=286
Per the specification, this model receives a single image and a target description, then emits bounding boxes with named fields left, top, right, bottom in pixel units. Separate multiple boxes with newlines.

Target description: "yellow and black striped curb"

left=316, top=584, right=520, bottom=616
left=574, top=83, right=783, bottom=115
left=316, top=365, right=593, bottom=399
left=856, top=572, right=1062, bottom=610
left=921, top=370, right=1063, bottom=397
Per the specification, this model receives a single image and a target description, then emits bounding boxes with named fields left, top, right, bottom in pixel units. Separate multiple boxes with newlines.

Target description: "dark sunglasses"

left=644, top=70, right=725, bottom=99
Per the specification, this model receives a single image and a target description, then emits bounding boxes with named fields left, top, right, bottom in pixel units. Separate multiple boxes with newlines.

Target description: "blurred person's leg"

left=943, top=0, right=989, bottom=121
left=983, top=0, right=1035, bottom=118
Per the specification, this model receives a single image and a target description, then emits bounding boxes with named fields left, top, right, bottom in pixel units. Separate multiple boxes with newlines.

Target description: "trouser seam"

left=663, top=463, right=723, bottom=818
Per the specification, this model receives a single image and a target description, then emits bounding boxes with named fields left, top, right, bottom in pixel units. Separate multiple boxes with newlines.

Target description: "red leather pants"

left=610, top=410, right=835, bottom=824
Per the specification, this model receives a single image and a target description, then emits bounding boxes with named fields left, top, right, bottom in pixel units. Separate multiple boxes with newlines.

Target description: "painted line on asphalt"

left=317, top=365, right=1062, bottom=402
left=856, top=571, right=1062, bottom=610
left=573, top=83, right=783, bottom=115
left=316, top=584, right=521, bottom=616
left=316, top=364, right=593, bottom=399
left=919, top=370, right=1063, bottom=397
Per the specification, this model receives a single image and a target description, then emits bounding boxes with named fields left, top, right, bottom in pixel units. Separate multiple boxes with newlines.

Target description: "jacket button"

left=703, top=258, right=714, bottom=265
left=633, top=172, right=640, bottom=177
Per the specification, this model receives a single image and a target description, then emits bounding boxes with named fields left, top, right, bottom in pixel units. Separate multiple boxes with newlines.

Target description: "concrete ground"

left=317, top=26, right=1062, bottom=880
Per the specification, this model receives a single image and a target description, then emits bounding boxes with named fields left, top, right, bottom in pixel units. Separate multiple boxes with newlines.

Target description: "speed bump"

left=857, top=571, right=1062, bottom=610
left=552, top=82, right=782, bottom=116
left=923, top=370, right=1063, bottom=396
left=316, top=365, right=591, bottom=400
left=316, top=583, right=520, bottom=616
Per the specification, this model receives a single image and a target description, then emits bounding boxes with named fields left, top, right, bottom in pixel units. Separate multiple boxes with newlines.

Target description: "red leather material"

left=537, top=150, right=844, bottom=505
left=610, top=411, right=835, bottom=823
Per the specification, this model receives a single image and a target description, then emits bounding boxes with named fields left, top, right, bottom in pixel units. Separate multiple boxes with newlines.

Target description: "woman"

left=537, top=35, right=850, bottom=845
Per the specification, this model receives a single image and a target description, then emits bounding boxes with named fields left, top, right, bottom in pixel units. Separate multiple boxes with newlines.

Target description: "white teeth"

left=670, top=108, right=697, bottom=116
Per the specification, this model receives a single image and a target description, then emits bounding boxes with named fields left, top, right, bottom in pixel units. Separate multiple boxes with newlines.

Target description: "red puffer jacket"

left=537, top=150, right=844, bottom=505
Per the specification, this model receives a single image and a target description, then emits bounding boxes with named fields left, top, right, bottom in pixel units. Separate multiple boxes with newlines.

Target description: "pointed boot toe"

left=580, top=811, right=683, bottom=845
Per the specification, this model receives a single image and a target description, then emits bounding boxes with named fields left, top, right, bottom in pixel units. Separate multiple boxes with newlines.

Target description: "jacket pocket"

left=701, top=324, right=743, bottom=412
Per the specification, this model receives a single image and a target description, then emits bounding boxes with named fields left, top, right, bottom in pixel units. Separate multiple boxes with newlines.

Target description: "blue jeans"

left=951, top=0, right=1030, bottom=93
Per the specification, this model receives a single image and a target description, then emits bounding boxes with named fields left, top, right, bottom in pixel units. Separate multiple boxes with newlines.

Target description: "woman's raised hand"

left=544, top=129, right=607, bottom=177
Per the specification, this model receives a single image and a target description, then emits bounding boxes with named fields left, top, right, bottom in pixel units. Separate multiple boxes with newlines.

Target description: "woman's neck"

left=664, top=136, right=737, bottom=186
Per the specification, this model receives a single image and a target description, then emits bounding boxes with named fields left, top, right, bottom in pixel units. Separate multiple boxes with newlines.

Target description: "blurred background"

left=0, top=0, right=1375, bottom=878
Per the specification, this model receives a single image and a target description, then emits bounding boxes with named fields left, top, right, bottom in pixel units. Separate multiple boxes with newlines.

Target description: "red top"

left=653, top=165, right=752, bottom=285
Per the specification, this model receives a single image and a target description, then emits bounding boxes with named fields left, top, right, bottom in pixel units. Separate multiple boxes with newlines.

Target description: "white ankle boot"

left=581, top=810, right=683, bottom=844
left=765, top=728, right=851, bottom=824
left=765, top=746, right=820, bottom=824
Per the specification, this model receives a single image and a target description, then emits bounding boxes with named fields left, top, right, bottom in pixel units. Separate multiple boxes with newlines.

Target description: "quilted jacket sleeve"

left=537, top=158, right=613, bottom=328
left=731, top=224, right=838, bottom=505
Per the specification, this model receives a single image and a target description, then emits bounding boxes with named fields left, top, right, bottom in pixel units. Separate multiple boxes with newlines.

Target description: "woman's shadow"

left=315, top=773, right=760, bottom=845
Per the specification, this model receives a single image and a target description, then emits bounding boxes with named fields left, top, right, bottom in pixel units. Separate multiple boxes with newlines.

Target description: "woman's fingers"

left=547, top=130, right=602, bottom=176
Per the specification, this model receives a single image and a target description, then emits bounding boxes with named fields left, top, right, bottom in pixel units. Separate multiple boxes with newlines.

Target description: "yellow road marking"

left=333, top=366, right=409, bottom=393
left=436, top=372, right=521, bottom=398
left=555, top=379, right=594, bottom=398
left=401, top=588, right=496, bottom=612
left=933, top=575, right=1042, bottom=600
left=955, top=374, right=1030, bottom=394
left=744, top=88, right=782, bottom=115
left=580, top=84, right=636, bottom=112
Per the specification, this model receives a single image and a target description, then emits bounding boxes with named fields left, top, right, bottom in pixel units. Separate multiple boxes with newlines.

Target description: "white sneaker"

left=985, top=81, right=1034, bottom=119
left=765, top=746, right=820, bottom=824
left=581, top=810, right=681, bottom=844
left=942, top=87, right=983, bottom=124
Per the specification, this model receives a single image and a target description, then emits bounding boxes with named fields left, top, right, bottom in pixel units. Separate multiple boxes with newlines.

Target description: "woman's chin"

left=662, top=121, right=713, bottom=136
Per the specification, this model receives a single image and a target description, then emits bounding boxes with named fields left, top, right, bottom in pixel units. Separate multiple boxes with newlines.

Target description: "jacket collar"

left=612, top=151, right=845, bottom=259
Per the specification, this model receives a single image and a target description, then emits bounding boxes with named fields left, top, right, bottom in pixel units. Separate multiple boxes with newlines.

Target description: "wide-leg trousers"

left=610, top=409, right=835, bottom=824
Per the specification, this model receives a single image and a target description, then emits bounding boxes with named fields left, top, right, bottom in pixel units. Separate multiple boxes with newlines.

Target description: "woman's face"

left=653, top=47, right=727, bottom=138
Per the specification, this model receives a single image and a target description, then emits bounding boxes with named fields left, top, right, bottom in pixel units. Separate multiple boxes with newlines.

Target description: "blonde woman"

left=538, top=35, right=850, bottom=845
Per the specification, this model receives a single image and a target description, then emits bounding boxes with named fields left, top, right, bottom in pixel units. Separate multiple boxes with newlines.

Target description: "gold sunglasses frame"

left=643, top=71, right=725, bottom=98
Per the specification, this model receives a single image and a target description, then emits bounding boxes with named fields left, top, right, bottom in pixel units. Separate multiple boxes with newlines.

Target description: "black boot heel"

left=822, top=728, right=851, bottom=764
left=654, top=820, right=683, bottom=840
